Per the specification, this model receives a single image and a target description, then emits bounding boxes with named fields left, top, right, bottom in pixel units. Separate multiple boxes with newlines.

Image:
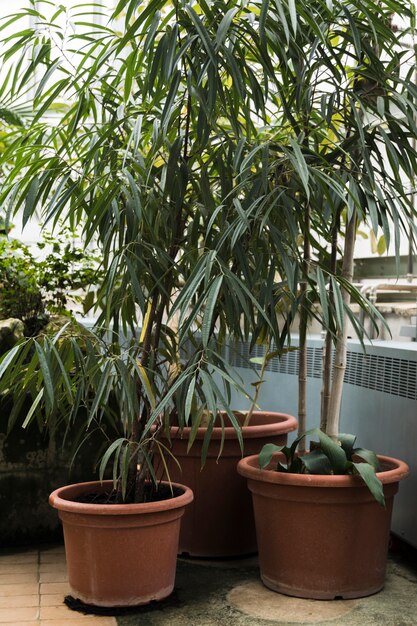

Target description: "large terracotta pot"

left=155, top=411, right=297, bottom=557
left=49, top=480, right=193, bottom=607
left=237, top=452, right=409, bottom=599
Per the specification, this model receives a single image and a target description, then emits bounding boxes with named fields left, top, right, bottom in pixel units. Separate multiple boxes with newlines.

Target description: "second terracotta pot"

left=155, top=411, right=297, bottom=557
left=237, top=452, right=409, bottom=599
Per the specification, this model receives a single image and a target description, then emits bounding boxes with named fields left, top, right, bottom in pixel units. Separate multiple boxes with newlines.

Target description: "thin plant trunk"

left=298, top=204, right=310, bottom=452
left=124, top=94, right=193, bottom=503
left=320, top=212, right=339, bottom=431
left=244, top=341, right=270, bottom=427
left=325, top=209, right=357, bottom=440
left=320, top=332, right=332, bottom=431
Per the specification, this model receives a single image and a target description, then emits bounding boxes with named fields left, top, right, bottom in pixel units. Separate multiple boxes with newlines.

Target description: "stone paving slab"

left=117, top=548, right=417, bottom=626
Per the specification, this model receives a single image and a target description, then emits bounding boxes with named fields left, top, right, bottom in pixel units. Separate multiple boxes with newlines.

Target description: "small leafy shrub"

left=36, top=229, right=101, bottom=315
left=259, top=429, right=385, bottom=506
left=0, top=237, right=45, bottom=334
left=0, top=228, right=101, bottom=335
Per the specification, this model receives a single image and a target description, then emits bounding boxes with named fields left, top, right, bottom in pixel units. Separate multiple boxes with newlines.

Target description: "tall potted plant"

left=0, top=0, right=300, bottom=605
left=238, top=0, right=414, bottom=600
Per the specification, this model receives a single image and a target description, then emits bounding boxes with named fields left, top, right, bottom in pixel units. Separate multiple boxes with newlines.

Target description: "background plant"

left=251, top=0, right=417, bottom=447
left=0, top=228, right=101, bottom=334
left=0, top=0, right=416, bottom=502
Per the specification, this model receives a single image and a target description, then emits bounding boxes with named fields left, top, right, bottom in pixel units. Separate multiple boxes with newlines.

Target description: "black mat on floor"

left=64, top=590, right=182, bottom=616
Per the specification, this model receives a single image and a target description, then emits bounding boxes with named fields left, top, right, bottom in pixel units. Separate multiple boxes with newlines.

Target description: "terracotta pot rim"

left=49, top=480, right=194, bottom=515
left=237, top=453, right=409, bottom=487
left=169, top=411, right=297, bottom=440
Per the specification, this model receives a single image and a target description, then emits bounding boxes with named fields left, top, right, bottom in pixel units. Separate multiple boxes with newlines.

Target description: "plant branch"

left=298, top=203, right=310, bottom=452
left=320, top=208, right=340, bottom=431
left=325, top=208, right=357, bottom=440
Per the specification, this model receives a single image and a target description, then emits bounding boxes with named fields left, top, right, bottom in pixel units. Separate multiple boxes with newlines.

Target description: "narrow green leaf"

left=34, top=342, right=54, bottom=413
left=202, top=275, right=223, bottom=347
left=161, top=69, right=181, bottom=132
left=23, top=177, right=39, bottom=227
left=21, top=389, right=43, bottom=429
left=0, top=343, right=26, bottom=380
left=215, top=8, right=238, bottom=48
left=185, top=6, right=217, bottom=67
left=331, top=277, right=344, bottom=333
left=316, top=268, right=329, bottom=328
left=289, top=138, right=309, bottom=199
left=99, top=438, right=126, bottom=482
left=184, top=377, right=196, bottom=425
left=288, top=0, right=297, bottom=35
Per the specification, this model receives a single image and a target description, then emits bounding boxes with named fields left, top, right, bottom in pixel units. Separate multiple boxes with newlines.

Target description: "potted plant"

left=238, top=0, right=414, bottom=600
left=156, top=408, right=297, bottom=557
left=0, top=0, right=301, bottom=605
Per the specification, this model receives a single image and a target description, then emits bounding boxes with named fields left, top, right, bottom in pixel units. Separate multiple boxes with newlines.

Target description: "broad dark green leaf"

left=352, top=462, right=385, bottom=507
left=259, top=443, right=288, bottom=469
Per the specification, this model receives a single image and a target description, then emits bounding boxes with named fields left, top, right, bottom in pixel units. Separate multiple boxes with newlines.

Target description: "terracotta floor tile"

left=0, top=583, right=39, bottom=597
left=40, top=615, right=117, bottom=626
left=39, top=572, right=68, bottom=583
left=0, top=606, right=39, bottom=622
left=40, top=547, right=65, bottom=555
left=41, top=605, right=82, bottom=619
left=39, top=563, right=67, bottom=574
left=40, top=554, right=66, bottom=565
left=40, top=582, right=71, bottom=595
left=0, top=563, right=38, bottom=575
left=0, top=595, right=39, bottom=608
left=41, top=606, right=117, bottom=621
left=0, top=573, right=39, bottom=584
left=0, top=622, right=39, bottom=626
left=0, top=553, right=38, bottom=565
left=40, top=594, right=66, bottom=607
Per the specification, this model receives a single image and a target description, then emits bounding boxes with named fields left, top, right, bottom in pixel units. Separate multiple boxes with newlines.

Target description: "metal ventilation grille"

left=230, top=341, right=417, bottom=400
left=344, top=352, right=417, bottom=400
left=230, top=342, right=323, bottom=379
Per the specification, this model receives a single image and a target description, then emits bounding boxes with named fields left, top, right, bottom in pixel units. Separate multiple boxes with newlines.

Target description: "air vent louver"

left=230, top=341, right=417, bottom=400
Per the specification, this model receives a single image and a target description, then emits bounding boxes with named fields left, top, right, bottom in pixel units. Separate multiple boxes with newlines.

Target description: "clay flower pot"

left=237, top=452, right=409, bottom=600
left=49, top=480, right=193, bottom=607
left=156, top=411, right=297, bottom=557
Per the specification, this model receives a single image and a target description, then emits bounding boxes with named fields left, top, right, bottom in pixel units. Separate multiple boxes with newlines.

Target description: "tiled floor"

left=0, top=546, right=116, bottom=626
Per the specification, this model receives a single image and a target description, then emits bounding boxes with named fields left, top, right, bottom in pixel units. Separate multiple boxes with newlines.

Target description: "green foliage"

left=35, top=229, right=102, bottom=316
left=0, top=0, right=415, bottom=501
left=0, top=237, right=46, bottom=334
left=259, top=430, right=385, bottom=507
left=0, top=229, right=101, bottom=334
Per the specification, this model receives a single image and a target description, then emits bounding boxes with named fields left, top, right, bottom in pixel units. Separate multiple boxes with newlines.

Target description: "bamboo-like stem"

left=320, top=332, right=332, bottom=431
left=243, top=341, right=270, bottom=427
left=126, top=75, right=193, bottom=503
left=325, top=209, right=357, bottom=440
left=298, top=204, right=310, bottom=453
left=320, top=212, right=339, bottom=431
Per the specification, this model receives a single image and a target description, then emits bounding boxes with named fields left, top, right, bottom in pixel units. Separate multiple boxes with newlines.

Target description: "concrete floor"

left=118, top=548, right=417, bottom=626
left=0, top=542, right=416, bottom=626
